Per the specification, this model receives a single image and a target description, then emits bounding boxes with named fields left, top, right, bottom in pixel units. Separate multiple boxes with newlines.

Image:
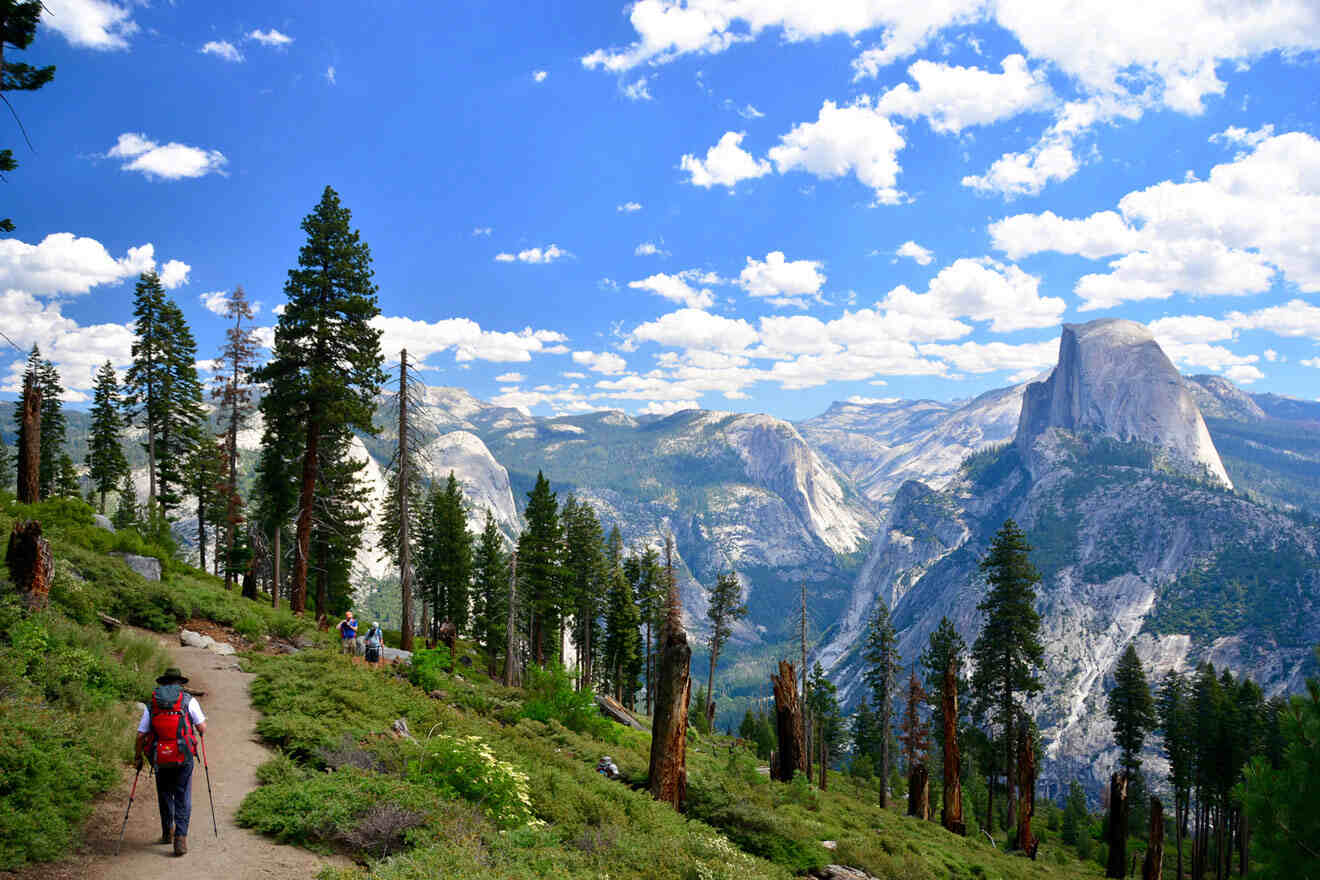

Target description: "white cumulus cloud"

left=882, top=258, right=1064, bottom=332
left=629, top=272, right=715, bottom=309
left=0, top=233, right=187, bottom=296
left=681, top=131, right=770, bottom=189
left=895, top=241, right=933, bottom=265
left=42, top=0, right=138, bottom=50
left=493, top=244, right=569, bottom=264
left=372, top=316, right=569, bottom=364
left=875, top=54, right=1052, bottom=134
left=767, top=99, right=906, bottom=203
left=572, top=350, right=628, bottom=374
left=617, top=202, right=642, bottom=213
left=106, top=133, right=227, bottom=181
left=739, top=251, right=825, bottom=303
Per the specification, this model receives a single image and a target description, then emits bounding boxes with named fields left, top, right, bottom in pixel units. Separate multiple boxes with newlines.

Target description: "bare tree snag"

left=17, top=375, right=40, bottom=504
left=647, top=540, right=690, bottom=811
left=1015, top=725, right=1037, bottom=858
left=1142, top=797, right=1164, bottom=880
left=6, top=521, right=52, bottom=610
left=908, top=763, right=930, bottom=820
left=942, top=659, right=965, bottom=835
left=818, top=717, right=828, bottom=791
left=1106, top=772, right=1129, bottom=878
left=398, top=349, right=414, bottom=652
left=771, top=659, right=806, bottom=782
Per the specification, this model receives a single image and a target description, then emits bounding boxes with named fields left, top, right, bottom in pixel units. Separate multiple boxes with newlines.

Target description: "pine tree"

left=123, top=272, right=170, bottom=512
left=1107, top=643, right=1156, bottom=777
left=921, top=616, right=968, bottom=782
left=254, top=186, right=385, bottom=613
left=701, top=569, right=747, bottom=721
left=112, top=471, right=138, bottom=531
left=54, top=452, right=79, bottom=498
left=628, top=544, right=664, bottom=713
left=562, top=496, right=605, bottom=688
left=0, top=0, right=56, bottom=234
left=417, top=472, right=472, bottom=637
left=309, top=426, right=370, bottom=620
left=378, top=467, right=422, bottom=581
left=211, top=286, right=258, bottom=590
left=863, top=601, right=900, bottom=807
left=852, top=697, right=879, bottom=768
left=35, top=354, right=65, bottom=499
left=1061, top=779, right=1087, bottom=846
left=187, top=432, right=227, bottom=575
left=899, top=669, right=931, bottom=772
left=155, top=299, right=204, bottom=518
left=807, top=661, right=844, bottom=769
left=252, top=412, right=299, bottom=608
left=601, top=526, right=641, bottom=704
left=971, top=519, right=1044, bottom=835
left=518, top=470, right=562, bottom=666
left=471, top=510, right=508, bottom=676
left=86, top=361, right=129, bottom=512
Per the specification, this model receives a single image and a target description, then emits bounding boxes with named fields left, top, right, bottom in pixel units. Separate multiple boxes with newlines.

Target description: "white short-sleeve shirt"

left=137, top=698, right=206, bottom=734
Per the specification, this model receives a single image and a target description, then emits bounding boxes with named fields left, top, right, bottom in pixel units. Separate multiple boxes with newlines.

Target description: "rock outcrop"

left=1016, top=319, right=1231, bottom=488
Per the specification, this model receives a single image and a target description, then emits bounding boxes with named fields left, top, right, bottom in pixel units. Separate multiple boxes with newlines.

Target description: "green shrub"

left=409, top=647, right=453, bottom=693
left=407, top=733, right=537, bottom=828
left=520, top=664, right=616, bottom=742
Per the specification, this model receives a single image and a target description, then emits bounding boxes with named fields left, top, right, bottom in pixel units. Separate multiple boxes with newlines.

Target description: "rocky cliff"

left=1017, top=319, right=1231, bottom=487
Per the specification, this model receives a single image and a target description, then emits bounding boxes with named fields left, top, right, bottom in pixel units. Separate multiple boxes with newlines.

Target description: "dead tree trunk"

left=16, top=376, right=40, bottom=504
left=398, top=349, right=414, bottom=652
left=1016, top=725, right=1037, bottom=858
left=1143, top=798, right=1165, bottom=880
left=771, top=659, right=806, bottom=782
left=1107, top=772, right=1129, bottom=878
left=942, top=659, right=966, bottom=835
left=6, top=521, right=53, bottom=610
left=271, top=528, right=281, bottom=609
left=818, top=718, right=828, bottom=791
left=647, top=538, right=691, bottom=811
left=908, top=763, right=930, bottom=820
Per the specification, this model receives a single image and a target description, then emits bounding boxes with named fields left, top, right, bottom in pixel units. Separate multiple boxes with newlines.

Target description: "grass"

left=0, top=491, right=324, bottom=870
left=238, top=638, right=1107, bottom=880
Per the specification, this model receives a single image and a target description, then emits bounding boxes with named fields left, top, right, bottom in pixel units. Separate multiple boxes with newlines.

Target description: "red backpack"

left=149, top=685, right=198, bottom=767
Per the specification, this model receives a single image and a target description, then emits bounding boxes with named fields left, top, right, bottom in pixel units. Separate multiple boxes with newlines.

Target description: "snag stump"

left=647, top=563, right=691, bottom=811
left=17, top=376, right=40, bottom=504
left=908, top=763, right=930, bottom=820
left=6, top=521, right=53, bottom=611
left=1106, top=772, right=1129, bottom=878
left=1142, top=797, right=1164, bottom=880
left=771, top=660, right=806, bottom=782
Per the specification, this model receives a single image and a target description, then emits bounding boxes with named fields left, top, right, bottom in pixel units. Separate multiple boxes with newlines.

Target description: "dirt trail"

left=39, top=632, right=343, bottom=880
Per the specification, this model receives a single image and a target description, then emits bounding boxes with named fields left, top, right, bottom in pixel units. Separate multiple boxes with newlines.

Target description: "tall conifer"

left=518, top=470, right=562, bottom=666
left=971, top=519, right=1044, bottom=834
left=123, top=271, right=169, bottom=511
left=471, top=510, right=508, bottom=676
left=417, top=472, right=472, bottom=635
left=86, top=361, right=129, bottom=512
left=212, top=286, right=258, bottom=589
left=254, top=186, right=385, bottom=613
left=864, top=601, right=900, bottom=807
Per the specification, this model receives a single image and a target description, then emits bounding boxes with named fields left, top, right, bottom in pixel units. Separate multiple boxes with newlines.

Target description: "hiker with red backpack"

left=134, top=666, right=207, bottom=856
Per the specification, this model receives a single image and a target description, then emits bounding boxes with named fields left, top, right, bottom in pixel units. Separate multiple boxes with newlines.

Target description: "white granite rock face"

left=1016, top=319, right=1232, bottom=488
left=116, top=553, right=162, bottom=581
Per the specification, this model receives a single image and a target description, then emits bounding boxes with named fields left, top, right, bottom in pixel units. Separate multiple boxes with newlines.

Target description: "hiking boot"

left=173, top=834, right=187, bottom=856
left=158, top=829, right=172, bottom=845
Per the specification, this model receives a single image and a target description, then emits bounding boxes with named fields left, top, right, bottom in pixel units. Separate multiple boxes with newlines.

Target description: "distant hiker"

left=364, top=620, right=384, bottom=666
left=338, top=610, right=358, bottom=656
left=135, top=666, right=206, bottom=857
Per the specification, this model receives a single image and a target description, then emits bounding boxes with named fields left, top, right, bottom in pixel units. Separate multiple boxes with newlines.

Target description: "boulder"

left=114, top=553, right=162, bottom=581
left=381, top=646, right=412, bottom=665
left=211, top=642, right=237, bottom=656
left=93, top=514, right=115, bottom=533
left=180, top=629, right=216, bottom=650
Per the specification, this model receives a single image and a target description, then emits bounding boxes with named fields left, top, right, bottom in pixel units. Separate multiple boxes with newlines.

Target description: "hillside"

left=1, top=489, right=1118, bottom=880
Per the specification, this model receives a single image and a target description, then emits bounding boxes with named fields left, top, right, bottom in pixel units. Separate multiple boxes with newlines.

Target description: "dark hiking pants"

left=156, top=760, right=193, bottom=836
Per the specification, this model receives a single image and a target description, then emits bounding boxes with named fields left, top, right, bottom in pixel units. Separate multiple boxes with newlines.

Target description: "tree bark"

left=1143, top=798, right=1164, bottom=880
left=1016, top=724, right=1036, bottom=857
left=818, top=719, right=828, bottom=791
left=271, top=528, right=281, bottom=609
left=942, top=660, right=965, bottom=835
left=16, top=376, right=40, bottom=504
left=503, top=550, right=518, bottom=687
left=1107, top=772, right=1129, bottom=879
left=6, top=520, right=52, bottom=611
left=647, top=564, right=691, bottom=811
left=908, top=763, right=930, bottom=820
left=291, top=415, right=319, bottom=614
left=771, top=659, right=807, bottom=782
left=439, top=619, right=457, bottom=672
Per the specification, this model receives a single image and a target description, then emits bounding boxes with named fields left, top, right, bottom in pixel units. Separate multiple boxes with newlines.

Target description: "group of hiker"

left=337, top=610, right=386, bottom=666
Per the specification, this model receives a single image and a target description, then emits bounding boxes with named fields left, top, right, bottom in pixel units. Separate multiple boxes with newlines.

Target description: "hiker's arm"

left=196, top=721, right=207, bottom=736
left=134, top=731, right=151, bottom=769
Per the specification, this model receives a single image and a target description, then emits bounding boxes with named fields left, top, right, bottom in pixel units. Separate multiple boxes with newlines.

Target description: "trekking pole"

left=198, top=734, right=219, bottom=837
left=115, top=765, right=142, bottom=856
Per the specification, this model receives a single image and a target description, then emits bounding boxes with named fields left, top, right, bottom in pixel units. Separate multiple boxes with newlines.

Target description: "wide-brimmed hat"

left=156, top=667, right=189, bottom=685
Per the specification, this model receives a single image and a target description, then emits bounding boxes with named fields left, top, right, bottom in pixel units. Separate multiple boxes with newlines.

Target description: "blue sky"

left=3, top=0, right=1319, bottom=421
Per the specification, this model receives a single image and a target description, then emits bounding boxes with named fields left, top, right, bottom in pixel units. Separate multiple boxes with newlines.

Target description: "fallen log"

left=98, top=612, right=123, bottom=631
left=596, top=693, right=645, bottom=730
